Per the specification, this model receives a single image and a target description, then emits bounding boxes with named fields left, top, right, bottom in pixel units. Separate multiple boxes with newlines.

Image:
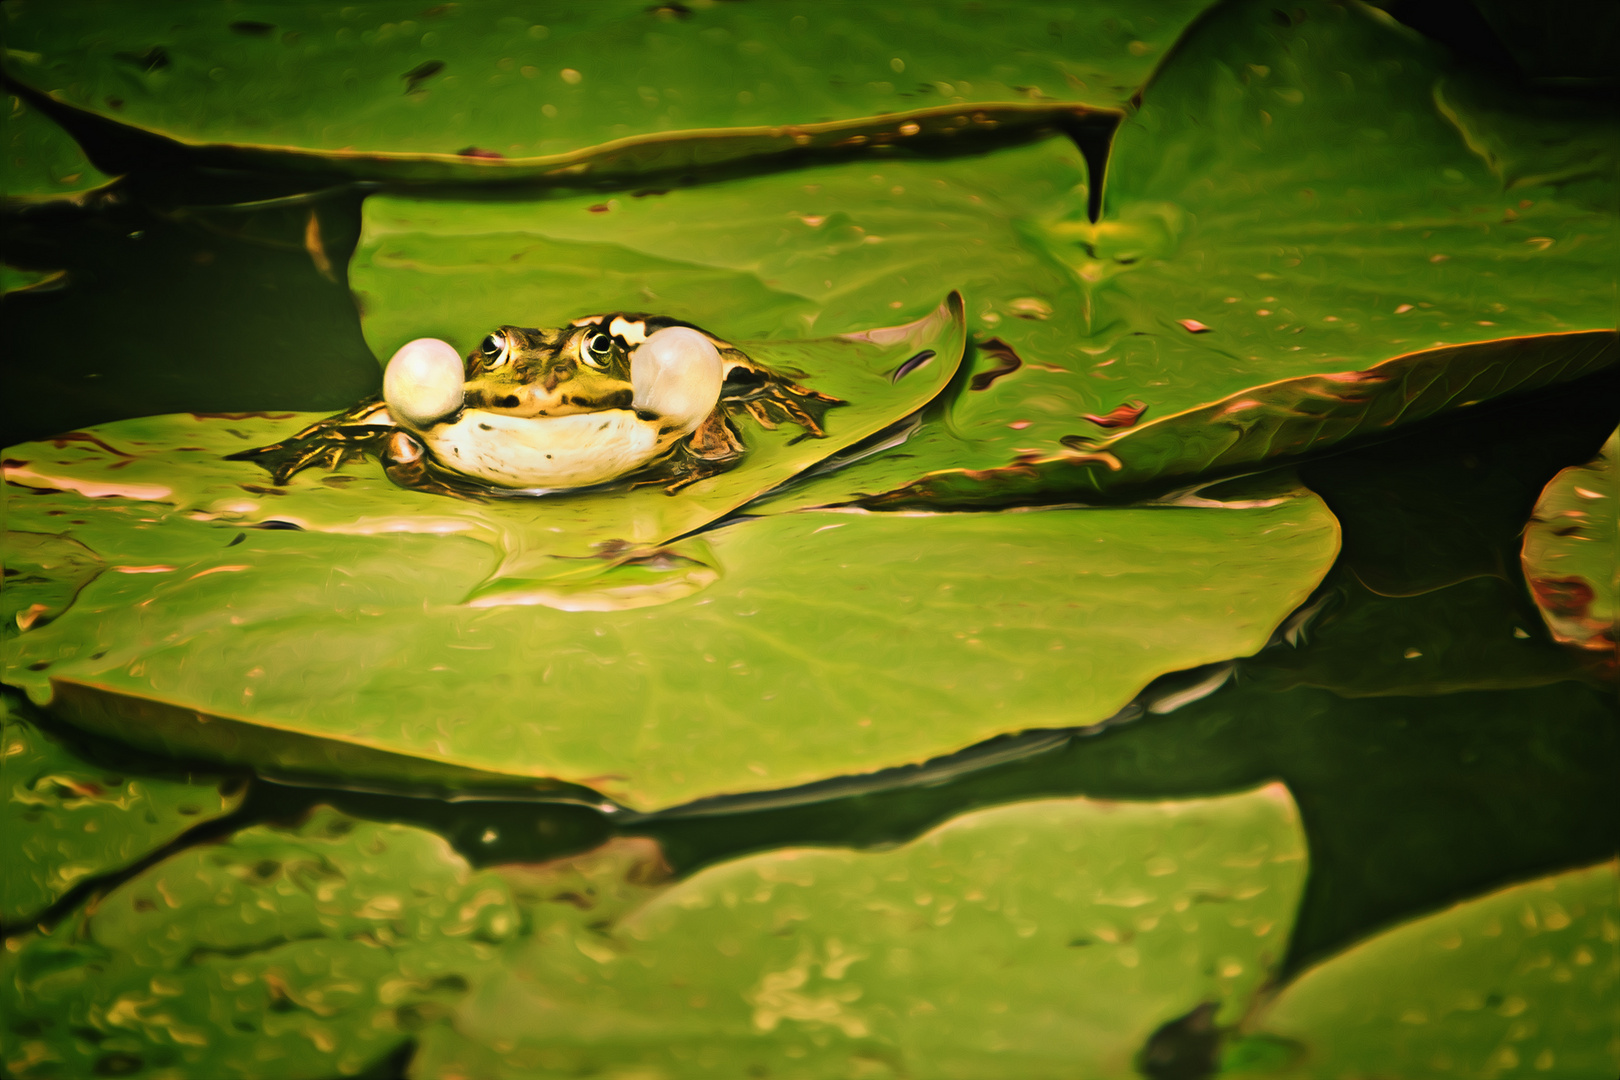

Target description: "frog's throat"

left=420, top=408, right=674, bottom=489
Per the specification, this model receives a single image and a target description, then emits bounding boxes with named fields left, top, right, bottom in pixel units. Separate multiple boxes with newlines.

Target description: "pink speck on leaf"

left=1083, top=401, right=1148, bottom=429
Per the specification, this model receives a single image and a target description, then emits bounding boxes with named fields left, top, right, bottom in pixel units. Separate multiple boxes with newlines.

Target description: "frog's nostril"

left=495, top=395, right=520, bottom=409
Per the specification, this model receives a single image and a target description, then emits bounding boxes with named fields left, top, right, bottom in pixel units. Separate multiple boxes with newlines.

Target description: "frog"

left=231, top=312, right=843, bottom=497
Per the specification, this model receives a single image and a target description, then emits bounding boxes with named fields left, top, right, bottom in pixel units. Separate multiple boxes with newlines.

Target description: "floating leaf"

left=1521, top=427, right=1617, bottom=662
left=1222, top=860, right=1620, bottom=1079
left=1, top=91, right=112, bottom=199
left=2, top=531, right=103, bottom=633
left=1435, top=74, right=1620, bottom=199
left=0, top=267, right=69, bottom=296
left=413, top=785, right=1306, bottom=1079
left=0, top=807, right=520, bottom=1079
left=0, top=0, right=1215, bottom=183
left=1, top=298, right=963, bottom=581
left=0, top=693, right=244, bottom=924
left=442, top=0, right=1616, bottom=510
left=2, top=473, right=1337, bottom=807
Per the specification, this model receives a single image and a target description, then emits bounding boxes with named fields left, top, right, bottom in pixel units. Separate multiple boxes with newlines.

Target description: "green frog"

left=233, top=313, right=842, bottom=496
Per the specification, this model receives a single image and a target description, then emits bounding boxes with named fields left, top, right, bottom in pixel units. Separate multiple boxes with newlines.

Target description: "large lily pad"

left=0, top=806, right=522, bottom=1080
left=1520, top=428, right=1617, bottom=664
left=0, top=297, right=962, bottom=581
left=1222, top=859, right=1620, bottom=1079
left=1, top=90, right=111, bottom=199
left=413, top=785, right=1306, bottom=1079
left=1, top=472, right=1337, bottom=808
left=0, top=0, right=1215, bottom=184
left=0, top=692, right=244, bottom=924
left=398, top=0, right=1618, bottom=509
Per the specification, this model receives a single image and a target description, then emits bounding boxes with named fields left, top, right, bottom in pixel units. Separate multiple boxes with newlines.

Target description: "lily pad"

left=2, top=530, right=103, bottom=633
left=0, top=0, right=1217, bottom=184
left=417, top=0, right=1619, bottom=509
left=1, top=297, right=962, bottom=580
left=1520, top=427, right=1617, bottom=662
left=1222, top=859, right=1620, bottom=1079
left=0, top=806, right=521, bottom=1080
left=2, top=474, right=1337, bottom=807
left=1, top=91, right=111, bottom=199
left=0, top=692, right=244, bottom=925
left=413, top=784, right=1306, bottom=1079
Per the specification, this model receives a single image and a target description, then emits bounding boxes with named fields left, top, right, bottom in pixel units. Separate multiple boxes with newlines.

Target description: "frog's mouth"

left=462, top=382, right=635, bottom=420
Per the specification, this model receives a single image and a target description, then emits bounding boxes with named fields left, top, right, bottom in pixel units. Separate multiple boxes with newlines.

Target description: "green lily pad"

left=1, top=91, right=111, bottom=199
left=1520, top=428, right=1617, bottom=661
left=1434, top=73, right=1620, bottom=202
left=425, top=0, right=1618, bottom=510
left=0, top=297, right=963, bottom=583
left=411, top=784, right=1306, bottom=1079
left=0, top=806, right=522, bottom=1080
left=2, top=473, right=1337, bottom=808
left=0, top=0, right=1218, bottom=184
left=2, top=530, right=103, bottom=634
left=0, top=266, right=68, bottom=296
left=1222, top=859, right=1620, bottom=1079
left=0, top=692, right=244, bottom=925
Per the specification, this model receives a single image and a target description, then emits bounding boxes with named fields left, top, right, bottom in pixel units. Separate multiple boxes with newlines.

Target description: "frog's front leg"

left=226, top=398, right=398, bottom=484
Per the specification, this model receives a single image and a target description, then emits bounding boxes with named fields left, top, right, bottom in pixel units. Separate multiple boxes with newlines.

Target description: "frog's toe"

left=384, top=338, right=465, bottom=427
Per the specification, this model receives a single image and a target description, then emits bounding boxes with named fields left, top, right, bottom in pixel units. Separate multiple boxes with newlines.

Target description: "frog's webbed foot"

left=717, top=353, right=846, bottom=442
left=225, top=398, right=399, bottom=484
left=615, top=411, right=747, bottom=494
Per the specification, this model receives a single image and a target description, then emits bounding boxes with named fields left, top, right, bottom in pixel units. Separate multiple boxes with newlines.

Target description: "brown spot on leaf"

left=1530, top=577, right=1595, bottom=618
left=402, top=60, right=445, bottom=92
left=970, top=337, right=1023, bottom=391
left=1178, top=319, right=1211, bottom=333
left=1083, top=401, right=1148, bottom=429
left=47, top=432, right=135, bottom=457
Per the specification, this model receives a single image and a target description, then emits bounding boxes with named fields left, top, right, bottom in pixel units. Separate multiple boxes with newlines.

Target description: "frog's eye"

left=479, top=332, right=511, bottom=367
left=582, top=330, right=614, bottom=369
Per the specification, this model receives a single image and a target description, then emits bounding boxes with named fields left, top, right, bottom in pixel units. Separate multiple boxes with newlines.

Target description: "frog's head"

left=383, top=316, right=725, bottom=439
left=464, top=322, right=634, bottom=419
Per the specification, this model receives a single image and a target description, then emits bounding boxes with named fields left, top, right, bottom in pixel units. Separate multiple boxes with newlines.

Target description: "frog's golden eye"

left=479, top=332, right=511, bottom=367
left=582, top=330, right=614, bottom=370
